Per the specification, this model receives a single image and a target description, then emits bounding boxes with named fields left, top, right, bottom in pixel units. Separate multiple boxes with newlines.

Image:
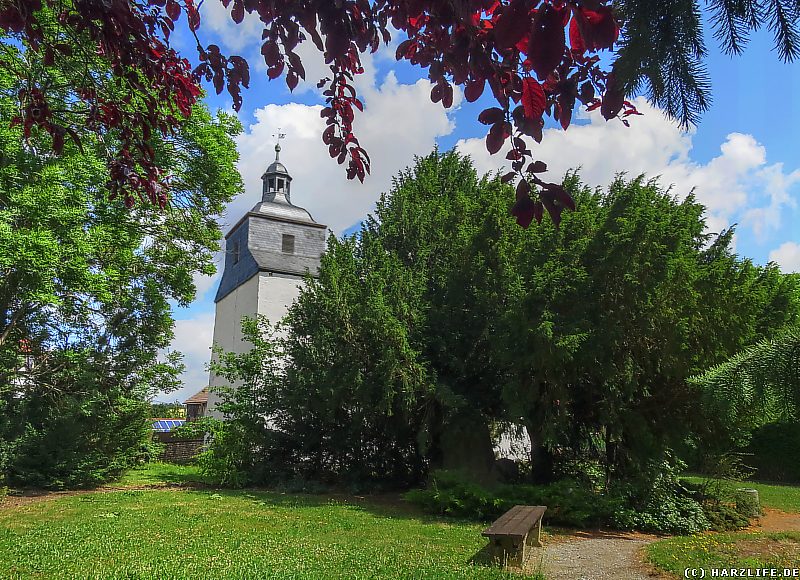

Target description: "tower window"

left=232, top=240, right=240, bottom=264
left=277, top=178, right=285, bottom=192
left=282, top=234, right=295, bottom=254
left=268, top=177, right=275, bottom=190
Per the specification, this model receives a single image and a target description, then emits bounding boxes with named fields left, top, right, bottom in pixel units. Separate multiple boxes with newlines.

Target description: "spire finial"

left=273, top=129, right=286, bottom=161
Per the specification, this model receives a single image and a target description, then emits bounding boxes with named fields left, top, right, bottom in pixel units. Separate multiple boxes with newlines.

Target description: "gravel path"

left=525, top=531, right=670, bottom=580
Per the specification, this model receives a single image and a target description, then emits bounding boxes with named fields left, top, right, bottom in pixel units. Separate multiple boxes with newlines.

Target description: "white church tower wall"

left=205, top=142, right=327, bottom=418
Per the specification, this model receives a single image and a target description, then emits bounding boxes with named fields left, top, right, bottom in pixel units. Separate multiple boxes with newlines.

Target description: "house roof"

left=184, top=388, right=208, bottom=405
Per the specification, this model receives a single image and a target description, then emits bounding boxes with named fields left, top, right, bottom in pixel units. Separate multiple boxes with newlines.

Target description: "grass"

left=0, top=470, right=543, bottom=579
left=647, top=531, right=800, bottom=575
left=646, top=477, right=800, bottom=577
left=682, top=475, right=800, bottom=513
left=112, top=462, right=211, bottom=488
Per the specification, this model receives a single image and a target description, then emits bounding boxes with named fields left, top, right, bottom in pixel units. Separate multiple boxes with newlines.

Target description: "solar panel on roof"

left=151, top=419, right=185, bottom=432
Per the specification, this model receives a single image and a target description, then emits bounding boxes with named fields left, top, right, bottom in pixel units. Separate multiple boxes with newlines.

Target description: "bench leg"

left=527, top=519, right=542, bottom=548
left=488, top=537, right=526, bottom=568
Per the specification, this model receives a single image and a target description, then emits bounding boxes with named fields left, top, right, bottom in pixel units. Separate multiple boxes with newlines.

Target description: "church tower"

left=205, top=142, right=327, bottom=418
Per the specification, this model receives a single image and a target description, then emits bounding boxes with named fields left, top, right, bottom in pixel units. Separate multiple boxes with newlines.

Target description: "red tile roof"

left=184, top=388, right=208, bottom=405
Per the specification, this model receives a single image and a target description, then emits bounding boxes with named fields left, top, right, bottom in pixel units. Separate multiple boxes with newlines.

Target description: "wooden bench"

left=481, top=505, right=547, bottom=567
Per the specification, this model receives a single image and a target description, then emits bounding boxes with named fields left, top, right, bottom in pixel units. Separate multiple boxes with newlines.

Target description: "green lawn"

left=112, top=462, right=212, bottom=488
left=647, top=531, right=800, bottom=576
left=682, top=475, right=800, bottom=513
left=0, top=472, right=541, bottom=579
left=647, top=477, right=800, bottom=577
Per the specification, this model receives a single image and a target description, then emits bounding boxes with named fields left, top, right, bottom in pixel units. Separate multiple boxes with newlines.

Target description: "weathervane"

left=273, top=128, right=286, bottom=160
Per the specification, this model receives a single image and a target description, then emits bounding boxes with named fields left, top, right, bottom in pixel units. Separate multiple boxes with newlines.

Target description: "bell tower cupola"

left=261, top=142, right=293, bottom=204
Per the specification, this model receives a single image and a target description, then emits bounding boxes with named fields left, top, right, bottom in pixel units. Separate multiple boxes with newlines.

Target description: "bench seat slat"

left=482, top=505, right=546, bottom=540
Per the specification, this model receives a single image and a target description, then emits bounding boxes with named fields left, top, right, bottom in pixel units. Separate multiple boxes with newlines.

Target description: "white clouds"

left=457, top=97, right=799, bottom=238
left=199, top=1, right=262, bottom=52
left=159, top=312, right=217, bottom=403
left=229, top=71, right=458, bottom=233
left=769, top=242, right=800, bottom=273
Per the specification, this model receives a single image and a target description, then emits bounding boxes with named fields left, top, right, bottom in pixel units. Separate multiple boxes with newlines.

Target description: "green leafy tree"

left=211, top=151, right=797, bottom=488
left=501, top=176, right=798, bottom=482
left=0, top=50, right=243, bottom=487
left=691, top=325, right=800, bottom=448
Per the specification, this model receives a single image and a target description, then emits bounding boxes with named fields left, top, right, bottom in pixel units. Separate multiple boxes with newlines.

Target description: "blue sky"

left=160, top=6, right=800, bottom=403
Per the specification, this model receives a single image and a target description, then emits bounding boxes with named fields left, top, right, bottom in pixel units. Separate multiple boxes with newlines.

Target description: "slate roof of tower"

left=249, top=199, right=316, bottom=224
left=213, top=144, right=327, bottom=303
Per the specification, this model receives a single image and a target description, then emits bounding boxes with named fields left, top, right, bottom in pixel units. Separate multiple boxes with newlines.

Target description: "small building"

left=150, top=418, right=203, bottom=464
left=184, top=388, right=208, bottom=420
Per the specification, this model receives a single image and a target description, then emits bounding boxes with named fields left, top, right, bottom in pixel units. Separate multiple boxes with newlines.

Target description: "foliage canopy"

left=2, top=1, right=798, bottom=221
left=207, top=150, right=798, bottom=489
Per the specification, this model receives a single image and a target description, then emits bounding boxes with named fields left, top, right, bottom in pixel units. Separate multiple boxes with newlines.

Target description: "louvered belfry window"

left=282, top=234, right=295, bottom=254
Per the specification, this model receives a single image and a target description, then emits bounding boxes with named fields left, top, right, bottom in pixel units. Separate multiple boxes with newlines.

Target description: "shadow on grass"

left=112, top=463, right=214, bottom=488
left=468, top=543, right=496, bottom=567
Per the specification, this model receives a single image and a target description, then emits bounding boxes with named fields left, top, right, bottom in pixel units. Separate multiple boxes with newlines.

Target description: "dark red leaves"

left=579, top=81, right=595, bottom=104
left=230, top=0, right=245, bottom=24
left=528, top=160, right=547, bottom=173
left=569, top=15, right=586, bottom=54
left=478, top=107, right=505, bottom=125
left=516, top=178, right=531, bottom=200
left=166, top=0, right=181, bottom=22
left=539, top=191, right=563, bottom=227
left=532, top=199, right=544, bottom=224
left=287, top=72, right=299, bottom=91
left=557, top=90, right=575, bottom=129
left=583, top=7, right=619, bottom=50
left=185, top=0, right=200, bottom=30
left=493, top=0, right=531, bottom=50
left=528, top=4, right=566, bottom=81
left=521, top=78, right=545, bottom=120
left=262, top=41, right=280, bottom=67
left=543, top=183, right=576, bottom=211
left=1, top=0, right=626, bottom=215
left=464, top=79, right=485, bottom=103
left=486, top=121, right=511, bottom=154
left=287, top=51, right=305, bottom=79
left=267, top=62, right=285, bottom=79
left=229, top=56, right=250, bottom=88
left=601, top=73, right=625, bottom=120
left=51, top=127, right=64, bottom=154
left=511, top=194, right=536, bottom=228
left=431, top=81, right=454, bottom=108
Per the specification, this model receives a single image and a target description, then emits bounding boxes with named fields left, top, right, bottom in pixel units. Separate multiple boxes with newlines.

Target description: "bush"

left=174, top=418, right=249, bottom=488
left=607, top=453, right=711, bottom=535
left=2, top=394, right=151, bottom=489
left=134, top=438, right=165, bottom=465
left=679, top=479, right=754, bottom=532
left=702, top=502, right=751, bottom=531
left=612, top=492, right=709, bottom=535
left=406, top=457, right=755, bottom=535
left=405, top=469, right=620, bottom=528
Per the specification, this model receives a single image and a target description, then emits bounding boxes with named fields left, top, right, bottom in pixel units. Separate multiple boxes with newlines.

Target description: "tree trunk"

left=437, top=408, right=497, bottom=485
left=526, top=424, right=555, bottom=484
